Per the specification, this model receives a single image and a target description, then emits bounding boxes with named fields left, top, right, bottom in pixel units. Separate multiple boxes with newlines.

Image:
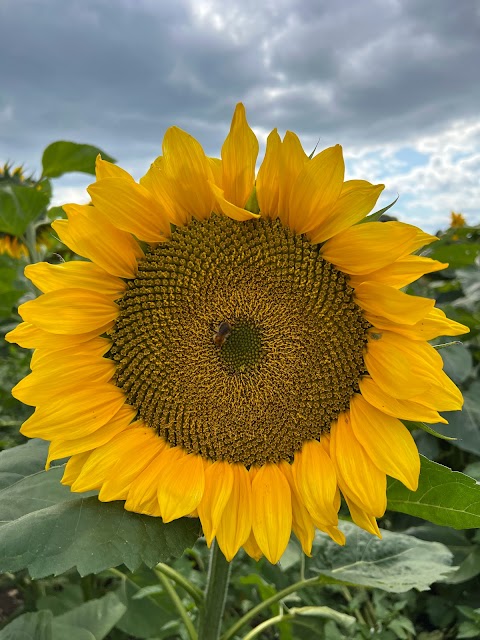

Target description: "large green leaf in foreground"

left=387, top=455, right=480, bottom=528
left=0, top=440, right=199, bottom=578
left=308, top=522, right=453, bottom=592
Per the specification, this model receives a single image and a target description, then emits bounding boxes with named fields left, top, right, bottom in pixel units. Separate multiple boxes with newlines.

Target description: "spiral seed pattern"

left=109, top=215, right=370, bottom=466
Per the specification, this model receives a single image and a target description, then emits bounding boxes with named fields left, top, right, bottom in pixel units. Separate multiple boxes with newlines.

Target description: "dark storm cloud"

left=1, top=0, right=479, bottom=174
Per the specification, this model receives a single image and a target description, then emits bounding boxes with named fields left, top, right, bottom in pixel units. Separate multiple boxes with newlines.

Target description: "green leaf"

left=446, top=547, right=480, bottom=584
left=0, top=610, right=95, bottom=640
left=115, top=568, right=180, bottom=639
left=358, top=195, right=399, bottom=224
left=440, top=342, right=473, bottom=384
left=307, top=522, right=453, bottom=592
left=42, top=142, right=115, bottom=179
left=0, top=441, right=200, bottom=578
left=425, top=242, right=480, bottom=268
left=54, top=593, right=126, bottom=640
left=46, top=205, right=67, bottom=220
left=0, top=184, right=50, bottom=235
left=387, top=455, right=480, bottom=528
left=427, top=382, right=480, bottom=456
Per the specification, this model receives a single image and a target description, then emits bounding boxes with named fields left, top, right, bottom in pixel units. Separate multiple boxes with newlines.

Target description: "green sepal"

left=358, top=194, right=399, bottom=224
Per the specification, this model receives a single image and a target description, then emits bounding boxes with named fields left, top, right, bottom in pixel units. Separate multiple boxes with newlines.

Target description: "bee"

left=213, top=321, right=232, bottom=348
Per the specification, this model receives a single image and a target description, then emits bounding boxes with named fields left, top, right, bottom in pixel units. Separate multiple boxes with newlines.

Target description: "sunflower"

left=7, top=105, right=468, bottom=564
left=0, top=234, right=29, bottom=259
left=450, top=211, right=466, bottom=228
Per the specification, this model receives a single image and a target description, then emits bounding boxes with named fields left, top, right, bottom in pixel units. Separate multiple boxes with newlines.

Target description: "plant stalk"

left=198, top=541, right=232, bottom=640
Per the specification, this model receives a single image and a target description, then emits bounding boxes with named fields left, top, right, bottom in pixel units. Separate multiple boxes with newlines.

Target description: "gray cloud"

left=1, top=0, right=480, bottom=177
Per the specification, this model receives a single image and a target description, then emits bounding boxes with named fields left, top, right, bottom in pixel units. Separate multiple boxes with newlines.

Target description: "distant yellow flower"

left=7, top=105, right=468, bottom=563
left=0, top=235, right=28, bottom=259
left=450, top=211, right=466, bottom=228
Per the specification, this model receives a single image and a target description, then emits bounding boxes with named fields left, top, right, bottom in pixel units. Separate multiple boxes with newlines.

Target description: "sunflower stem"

left=157, top=571, right=198, bottom=640
left=198, top=541, right=232, bottom=640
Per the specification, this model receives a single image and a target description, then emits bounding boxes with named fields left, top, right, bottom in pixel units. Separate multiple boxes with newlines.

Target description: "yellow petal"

left=95, top=155, right=134, bottom=181
left=350, top=394, right=420, bottom=491
left=354, top=282, right=435, bottom=325
left=289, top=145, right=344, bottom=235
left=251, top=464, right=292, bottom=564
left=61, top=451, right=92, bottom=486
left=279, top=461, right=315, bottom=556
left=71, top=426, right=152, bottom=492
left=198, top=461, right=234, bottom=546
left=365, top=307, right=469, bottom=341
left=293, top=440, right=338, bottom=526
left=256, top=128, right=281, bottom=218
left=350, top=256, right=448, bottom=289
left=319, top=525, right=346, bottom=546
left=411, top=377, right=463, bottom=412
left=243, top=530, right=263, bottom=562
left=344, top=495, right=381, bottom=538
left=99, top=432, right=166, bottom=501
left=410, top=228, right=439, bottom=252
left=320, top=222, right=423, bottom=275
left=208, top=157, right=223, bottom=188
left=162, top=126, right=216, bottom=220
left=88, top=177, right=171, bottom=242
left=277, top=131, right=308, bottom=228
left=18, top=289, right=118, bottom=334
left=209, top=181, right=260, bottom=221
left=53, top=205, right=144, bottom=278
left=359, top=377, right=447, bottom=424
left=157, top=448, right=205, bottom=522
left=125, top=453, right=166, bottom=517
left=140, top=157, right=189, bottom=227
left=25, top=261, right=126, bottom=299
left=46, top=404, right=137, bottom=466
left=309, top=180, right=384, bottom=243
left=21, top=385, right=126, bottom=440
left=329, top=412, right=386, bottom=517
left=31, top=337, right=111, bottom=367
left=221, top=103, right=259, bottom=207
left=12, top=355, right=116, bottom=405
left=5, top=322, right=104, bottom=350
left=364, top=331, right=437, bottom=399
left=216, top=464, right=252, bottom=561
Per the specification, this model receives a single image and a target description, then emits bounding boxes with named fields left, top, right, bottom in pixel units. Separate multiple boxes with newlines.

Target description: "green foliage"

left=41, top=142, right=115, bottom=178
left=387, top=456, right=480, bottom=529
left=307, top=522, right=454, bottom=593
left=0, top=184, right=51, bottom=236
left=0, top=440, right=200, bottom=578
left=0, top=593, right=126, bottom=640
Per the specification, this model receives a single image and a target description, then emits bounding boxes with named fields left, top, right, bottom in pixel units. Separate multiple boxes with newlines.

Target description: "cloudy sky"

left=1, top=0, right=479, bottom=231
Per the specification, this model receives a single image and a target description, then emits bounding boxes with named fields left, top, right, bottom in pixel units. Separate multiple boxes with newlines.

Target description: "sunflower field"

left=1, top=109, right=480, bottom=640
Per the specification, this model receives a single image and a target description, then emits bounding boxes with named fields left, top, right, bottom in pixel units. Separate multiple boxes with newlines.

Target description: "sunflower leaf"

left=0, top=184, right=50, bottom=236
left=41, top=141, right=115, bottom=179
left=0, top=440, right=200, bottom=578
left=387, top=455, right=480, bottom=529
left=307, top=521, right=453, bottom=592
